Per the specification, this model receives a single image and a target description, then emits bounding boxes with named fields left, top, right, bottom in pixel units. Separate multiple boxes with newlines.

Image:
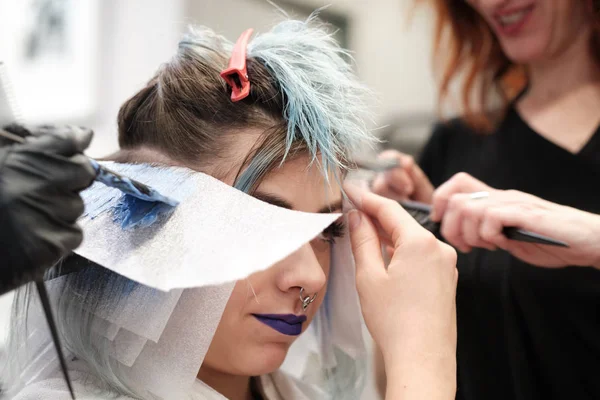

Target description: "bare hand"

left=371, top=150, right=434, bottom=203
left=431, top=172, right=600, bottom=268
left=345, top=183, right=457, bottom=398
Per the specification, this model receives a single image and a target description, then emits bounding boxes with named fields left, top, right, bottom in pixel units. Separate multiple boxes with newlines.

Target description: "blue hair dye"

left=75, top=163, right=198, bottom=298
left=112, top=195, right=177, bottom=229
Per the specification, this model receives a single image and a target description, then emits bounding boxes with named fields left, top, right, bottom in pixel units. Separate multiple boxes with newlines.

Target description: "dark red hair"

left=419, top=0, right=600, bottom=132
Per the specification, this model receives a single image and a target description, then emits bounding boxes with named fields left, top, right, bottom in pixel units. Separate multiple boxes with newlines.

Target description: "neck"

left=526, top=26, right=600, bottom=102
left=197, top=367, right=253, bottom=400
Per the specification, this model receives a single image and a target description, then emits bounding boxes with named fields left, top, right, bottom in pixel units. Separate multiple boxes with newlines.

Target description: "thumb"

left=348, top=210, right=386, bottom=282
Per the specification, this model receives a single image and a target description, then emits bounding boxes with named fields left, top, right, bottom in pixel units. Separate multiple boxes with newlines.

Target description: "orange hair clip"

left=220, top=28, right=254, bottom=102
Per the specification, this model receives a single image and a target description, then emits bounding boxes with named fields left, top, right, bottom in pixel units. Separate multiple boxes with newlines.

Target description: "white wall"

left=185, top=0, right=437, bottom=118
left=87, top=0, right=188, bottom=156
left=18, top=0, right=437, bottom=156
left=1, top=0, right=438, bottom=154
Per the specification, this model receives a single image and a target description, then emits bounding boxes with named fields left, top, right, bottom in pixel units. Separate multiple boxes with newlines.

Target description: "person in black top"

left=371, top=0, right=600, bottom=399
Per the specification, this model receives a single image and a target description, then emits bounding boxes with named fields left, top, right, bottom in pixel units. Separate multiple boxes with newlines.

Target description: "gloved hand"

left=0, top=125, right=96, bottom=295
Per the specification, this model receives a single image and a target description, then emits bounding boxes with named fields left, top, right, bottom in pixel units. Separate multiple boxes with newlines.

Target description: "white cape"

left=11, top=361, right=319, bottom=400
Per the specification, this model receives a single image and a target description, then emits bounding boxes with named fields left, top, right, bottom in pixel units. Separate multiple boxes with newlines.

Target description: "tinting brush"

left=0, top=61, right=175, bottom=399
left=35, top=281, right=76, bottom=399
left=0, top=132, right=179, bottom=400
left=399, top=199, right=569, bottom=248
left=0, top=129, right=179, bottom=207
left=0, top=62, right=76, bottom=399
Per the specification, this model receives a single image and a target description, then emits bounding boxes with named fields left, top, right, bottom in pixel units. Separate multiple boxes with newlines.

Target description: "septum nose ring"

left=299, top=287, right=317, bottom=311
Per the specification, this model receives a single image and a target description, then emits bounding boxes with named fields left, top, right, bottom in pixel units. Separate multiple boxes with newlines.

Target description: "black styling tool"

left=399, top=199, right=569, bottom=248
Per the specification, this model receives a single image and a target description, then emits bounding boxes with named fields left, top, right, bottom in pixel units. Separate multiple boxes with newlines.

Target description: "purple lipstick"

left=253, top=314, right=307, bottom=336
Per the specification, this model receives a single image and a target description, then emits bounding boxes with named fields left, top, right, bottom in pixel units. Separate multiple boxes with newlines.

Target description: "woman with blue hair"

left=4, top=17, right=458, bottom=400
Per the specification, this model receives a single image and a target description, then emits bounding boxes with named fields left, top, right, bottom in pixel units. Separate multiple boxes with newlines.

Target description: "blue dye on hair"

left=81, top=162, right=196, bottom=229
left=90, top=159, right=179, bottom=207
left=112, top=194, right=177, bottom=229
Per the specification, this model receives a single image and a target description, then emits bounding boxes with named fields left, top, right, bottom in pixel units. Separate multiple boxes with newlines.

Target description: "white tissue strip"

left=91, top=316, right=120, bottom=340
left=75, top=162, right=341, bottom=291
left=121, top=284, right=234, bottom=399
left=109, top=328, right=148, bottom=367
left=91, top=286, right=183, bottom=343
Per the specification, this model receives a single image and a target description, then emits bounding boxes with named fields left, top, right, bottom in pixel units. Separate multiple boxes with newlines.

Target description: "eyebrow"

left=253, top=191, right=343, bottom=214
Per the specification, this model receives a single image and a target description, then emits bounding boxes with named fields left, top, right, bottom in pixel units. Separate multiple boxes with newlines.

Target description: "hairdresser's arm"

left=345, top=185, right=457, bottom=400
left=0, top=125, right=95, bottom=295
left=430, top=172, right=600, bottom=269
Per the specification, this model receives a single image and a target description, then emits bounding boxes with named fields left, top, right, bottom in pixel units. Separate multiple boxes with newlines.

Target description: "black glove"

left=0, top=125, right=96, bottom=295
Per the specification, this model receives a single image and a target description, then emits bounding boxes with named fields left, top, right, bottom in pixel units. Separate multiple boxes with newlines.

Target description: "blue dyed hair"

left=235, top=16, right=376, bottom=190
left=4, top=13, right=375, bottom=400
left=115, top=13, right=375, bottom=192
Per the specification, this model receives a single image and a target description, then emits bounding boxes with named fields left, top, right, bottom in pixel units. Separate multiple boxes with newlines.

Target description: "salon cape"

left=11, top=360, right=320, bottom=399
left=7, top=221, right=366, bottom=400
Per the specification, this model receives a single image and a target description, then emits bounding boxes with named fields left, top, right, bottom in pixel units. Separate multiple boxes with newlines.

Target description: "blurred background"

left=0, top=0, right=440, bottom=398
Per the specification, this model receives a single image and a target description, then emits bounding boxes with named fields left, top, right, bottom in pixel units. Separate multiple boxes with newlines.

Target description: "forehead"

left=255, top=154, right=343, bottom=213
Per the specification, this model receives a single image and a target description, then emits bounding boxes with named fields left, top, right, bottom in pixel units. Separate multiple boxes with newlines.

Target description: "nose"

left=275, top=242, right=327, bottom=300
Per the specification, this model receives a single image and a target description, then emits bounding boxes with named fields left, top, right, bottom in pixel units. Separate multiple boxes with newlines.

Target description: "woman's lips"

left=252, top=314, right=307, bottom=336
left=494, top=5, right=535, bottom=36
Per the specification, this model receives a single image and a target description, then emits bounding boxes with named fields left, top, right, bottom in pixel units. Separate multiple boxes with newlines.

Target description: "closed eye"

left=319, top=219, right=346, bottom=244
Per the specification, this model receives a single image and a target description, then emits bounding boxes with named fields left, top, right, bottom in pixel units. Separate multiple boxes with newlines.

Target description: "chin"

left=499, top=37, right=550, bottom=64
left=236, top=342, right=290, bottom=376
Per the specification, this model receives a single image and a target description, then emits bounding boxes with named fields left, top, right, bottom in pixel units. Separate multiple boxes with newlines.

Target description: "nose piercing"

left=299, top=287, right=317, bottom=311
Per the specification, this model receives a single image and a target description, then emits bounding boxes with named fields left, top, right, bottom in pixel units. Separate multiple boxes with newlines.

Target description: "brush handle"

left=89, top=159, right=153, bottom=197
left=0, top=130, right=177, bottom=206
left=89, top=159, right=179, bottom=206
left=36, top=280, right=76, bottom=399
left=0, top=127, right=26, bottom=143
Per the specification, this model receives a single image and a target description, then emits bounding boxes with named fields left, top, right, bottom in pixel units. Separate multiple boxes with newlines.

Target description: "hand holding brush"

left=0, top=124, right=96, bottom=400
left=0, top=124, right=96, bottom=295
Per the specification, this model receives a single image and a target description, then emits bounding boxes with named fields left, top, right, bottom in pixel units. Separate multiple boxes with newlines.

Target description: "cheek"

left=304, top=240, right=331, bottom=320
left=204, top=281, right=252, bottom=360
left=201, top=279, right=283, bottom=375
